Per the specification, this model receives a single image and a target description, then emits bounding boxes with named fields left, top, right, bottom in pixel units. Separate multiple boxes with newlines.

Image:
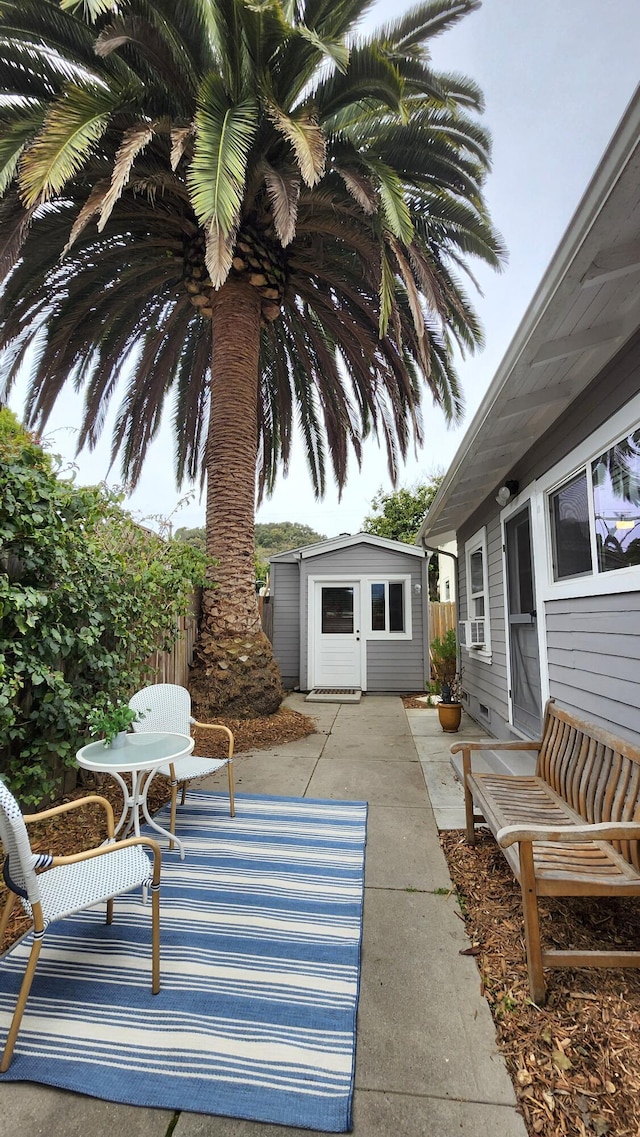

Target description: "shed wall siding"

left=270, top=561, right=300, bottom=686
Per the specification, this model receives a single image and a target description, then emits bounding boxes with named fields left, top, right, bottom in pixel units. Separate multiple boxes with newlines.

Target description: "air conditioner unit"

left=460, top=619, right=486, bottom=649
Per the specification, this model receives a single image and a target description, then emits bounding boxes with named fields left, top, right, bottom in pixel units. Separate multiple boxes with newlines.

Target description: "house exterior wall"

left=269, top=560, right=300, bottom=689
left=270, top=543, right=427, bottom=692
left=457, top=333, right=640, bottom=744
left=437, top=540, right=457, bottom=602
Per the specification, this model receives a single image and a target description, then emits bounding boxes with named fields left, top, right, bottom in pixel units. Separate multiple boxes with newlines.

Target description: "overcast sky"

left=7, top=0, right=640, bottom=538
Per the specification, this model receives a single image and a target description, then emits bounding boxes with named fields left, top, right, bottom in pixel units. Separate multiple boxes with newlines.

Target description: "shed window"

left=369, top=580, right=407, bottom=635
left=321, top=587, right=354, bottom=634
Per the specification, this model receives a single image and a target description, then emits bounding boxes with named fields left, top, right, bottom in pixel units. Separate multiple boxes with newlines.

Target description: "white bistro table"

left=76, top=731, right=194, bottom=860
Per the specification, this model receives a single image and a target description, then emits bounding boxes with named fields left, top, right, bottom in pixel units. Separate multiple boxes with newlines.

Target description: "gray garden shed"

left=268, top=533, right=429, bottom=694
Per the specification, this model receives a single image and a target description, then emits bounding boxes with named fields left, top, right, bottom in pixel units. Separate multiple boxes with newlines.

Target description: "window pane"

left=371, top=583, right=385, bottom=631
left=592, top=428, right=640, bottom=573
left=470, top=549, right=484, bottom=594
left=550, top=471, right=591, bottom=580
left=321, top=587, right=354, bottom=634
left=473, top=595, right=485, bottom=617
left=388, top=582, right=404, bottom=632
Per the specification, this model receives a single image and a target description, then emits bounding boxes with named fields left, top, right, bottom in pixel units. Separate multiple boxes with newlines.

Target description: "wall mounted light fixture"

left=495, top=480, right=520, bottom=507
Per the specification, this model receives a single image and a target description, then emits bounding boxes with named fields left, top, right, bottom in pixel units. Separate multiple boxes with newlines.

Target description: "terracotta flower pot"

left=437, top=702, right=462, bottom=733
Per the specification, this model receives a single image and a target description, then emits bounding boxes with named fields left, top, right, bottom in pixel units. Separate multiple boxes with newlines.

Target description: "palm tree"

left=0, top=0, right=504, bottom=715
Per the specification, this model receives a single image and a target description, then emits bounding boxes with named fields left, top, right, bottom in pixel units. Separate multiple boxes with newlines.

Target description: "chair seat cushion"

left=155, top=755, right=229, bottom=782
left=29, top=845, right=153, bottom=927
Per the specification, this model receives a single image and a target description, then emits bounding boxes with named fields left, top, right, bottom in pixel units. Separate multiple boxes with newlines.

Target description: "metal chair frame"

left=129, top=684, right=235, bottom=844
left=0, top=781, right=161, bottom=1071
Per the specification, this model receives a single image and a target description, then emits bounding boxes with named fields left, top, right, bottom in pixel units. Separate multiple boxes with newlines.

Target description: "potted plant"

left=87, top=701, right=145, bottom=748
left=430, top=629, right=463, bottom=732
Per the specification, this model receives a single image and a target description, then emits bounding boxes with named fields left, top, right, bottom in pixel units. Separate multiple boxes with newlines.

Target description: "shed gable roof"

left=269, top=531, right=425, bottom=563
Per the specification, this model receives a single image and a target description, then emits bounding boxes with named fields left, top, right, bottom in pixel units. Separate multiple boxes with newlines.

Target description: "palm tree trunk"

left=189, top=276, right=283, bottom=717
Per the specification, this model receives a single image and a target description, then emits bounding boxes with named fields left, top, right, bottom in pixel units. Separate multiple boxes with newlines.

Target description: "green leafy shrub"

left=430, top=628, right=462, bottom=703
left=0, top=409, right=206, bottom=805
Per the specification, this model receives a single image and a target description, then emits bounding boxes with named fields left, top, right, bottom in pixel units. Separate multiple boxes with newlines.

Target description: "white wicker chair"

left=129, top=684, right=235, bottom=841
left=0, top=779, right=161, bottom=1071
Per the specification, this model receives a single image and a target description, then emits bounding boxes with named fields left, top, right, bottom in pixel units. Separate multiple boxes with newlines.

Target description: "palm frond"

left=266, top=100, right=326, bottom=186
left=296, top=24, right=349, bottom=73
left=17, top=83, right=124, bottom=206
left=262, top=160, right=300, bottom=245
left=59, top=0, right=118, bottom=22
left=188, top=73, right=257, bottom=238
left=98, top=121, right=155, bottom=230
left=366, top=157, right=413, bottom=243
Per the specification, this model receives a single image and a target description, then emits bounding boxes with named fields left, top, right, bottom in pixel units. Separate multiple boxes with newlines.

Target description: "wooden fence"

left=144, top=589, right=201, bottom=687
left=259, top=594, right=273, bottom=641
left=144, top=612, right=199, bottom=687
left=428, top=601, right=457, bottom=645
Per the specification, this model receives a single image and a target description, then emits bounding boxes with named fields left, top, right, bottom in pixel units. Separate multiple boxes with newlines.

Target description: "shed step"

left=305, top=689, right=362, bottom=704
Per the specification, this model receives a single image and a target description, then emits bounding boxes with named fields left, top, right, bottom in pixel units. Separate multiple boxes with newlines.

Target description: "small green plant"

left=87, top=702, right=145, bottom=745
left=430, top=628, right=462, bottom=703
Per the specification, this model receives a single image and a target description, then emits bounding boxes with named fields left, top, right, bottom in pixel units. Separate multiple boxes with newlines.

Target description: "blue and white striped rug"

left=0, top=792, right=367, bottom=1131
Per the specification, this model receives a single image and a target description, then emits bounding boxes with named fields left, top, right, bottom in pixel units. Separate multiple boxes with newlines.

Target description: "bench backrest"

left=536, top=701, right=640, bottom=871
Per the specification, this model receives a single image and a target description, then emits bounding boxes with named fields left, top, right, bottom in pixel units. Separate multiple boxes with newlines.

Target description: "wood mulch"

left=0, top=706, right=316, bottom=955
left=441, top=828, right=640, bottom=1137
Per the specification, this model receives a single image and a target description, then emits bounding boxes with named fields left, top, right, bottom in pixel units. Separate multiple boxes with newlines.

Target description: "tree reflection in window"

left=592, top=429, right=640, bottom=572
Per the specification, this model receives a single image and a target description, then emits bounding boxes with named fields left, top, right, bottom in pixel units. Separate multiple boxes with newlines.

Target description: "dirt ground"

left=3, top=699, right=640, bottom=1136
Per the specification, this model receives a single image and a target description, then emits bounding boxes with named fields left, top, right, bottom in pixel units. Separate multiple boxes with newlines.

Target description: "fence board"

left=260, top=595, right=274, bottom=642
left=429, top=601, right=457, bottom=645
left=144, top=613, right=199, bottom=687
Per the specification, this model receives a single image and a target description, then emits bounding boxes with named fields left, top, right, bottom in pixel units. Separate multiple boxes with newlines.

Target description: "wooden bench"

left=451, top=700, right=640, bottom=1003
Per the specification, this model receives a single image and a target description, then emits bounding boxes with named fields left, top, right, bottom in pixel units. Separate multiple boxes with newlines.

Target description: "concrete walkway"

left=2, top=697, right=527, bottom=1137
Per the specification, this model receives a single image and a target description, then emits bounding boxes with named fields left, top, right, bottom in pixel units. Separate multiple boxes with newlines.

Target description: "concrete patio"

left=2, top=695, right=527, bottom=1137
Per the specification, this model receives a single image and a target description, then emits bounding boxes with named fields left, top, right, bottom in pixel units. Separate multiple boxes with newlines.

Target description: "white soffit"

left=420, top=84, right=640, bottom=546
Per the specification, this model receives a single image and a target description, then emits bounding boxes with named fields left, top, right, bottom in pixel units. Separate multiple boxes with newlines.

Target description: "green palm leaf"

left=188, top=73, right=257, bottom=240
left=59, top=0, right=118, bottom=21
left=18, top=83, right=124, bottom=206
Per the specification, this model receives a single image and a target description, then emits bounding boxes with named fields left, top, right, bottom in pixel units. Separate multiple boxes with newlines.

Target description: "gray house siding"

left=546, top=594, right=640, bottom=746
left=271, top=541, right=427, bottom=692
left=269, top=561, right=300, bottom=688
left=455, top=334, right=640, bottom=742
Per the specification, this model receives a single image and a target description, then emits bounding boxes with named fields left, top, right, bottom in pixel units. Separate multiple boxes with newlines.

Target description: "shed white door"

left=311, top=582, right=362, bottom=688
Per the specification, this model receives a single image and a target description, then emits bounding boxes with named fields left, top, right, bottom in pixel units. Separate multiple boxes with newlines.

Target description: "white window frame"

left=537, top=391, right=640, bottom=600
left=464, top=527, right=491, bottom=662
left=365, top=575, right=412, bottom=640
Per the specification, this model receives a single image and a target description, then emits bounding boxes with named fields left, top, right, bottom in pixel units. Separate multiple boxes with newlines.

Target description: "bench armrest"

left=498, top=821, right=640, bottom=848
left=452, top=739, right=541, bottom=782
left=450, top=739, right=541, bottom=755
